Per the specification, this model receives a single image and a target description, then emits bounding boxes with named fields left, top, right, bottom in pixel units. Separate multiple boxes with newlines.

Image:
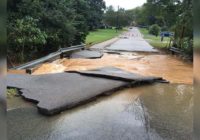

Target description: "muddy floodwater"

left=7, top=83, right=193, bottom=140
left=33, top=53, right=193, bottom=84
left=6, top=26, right=194, bottom=140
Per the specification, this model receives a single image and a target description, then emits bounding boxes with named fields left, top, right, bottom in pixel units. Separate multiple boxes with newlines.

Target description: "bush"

left=182, top=38, right=193, bottom=55
left=149, top=24, right=161, bottom=36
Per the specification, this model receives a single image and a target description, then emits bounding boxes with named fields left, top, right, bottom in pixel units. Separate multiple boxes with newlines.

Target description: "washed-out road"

left=7, top=27, right=193, bottom=140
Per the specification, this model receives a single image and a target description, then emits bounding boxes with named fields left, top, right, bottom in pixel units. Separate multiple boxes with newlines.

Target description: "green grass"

left=7, top=88, right=18, bottom=98
left=139, top=28, right=171, bottom=49
left=86, top=29, right=125, bottom=46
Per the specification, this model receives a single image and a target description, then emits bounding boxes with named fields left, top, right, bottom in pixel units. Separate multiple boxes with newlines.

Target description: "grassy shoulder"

left=86, top=29, right=126, bottom=46
left=139, top=28, right=171, bottom=49
left=7, top=88, right=18, bottom=98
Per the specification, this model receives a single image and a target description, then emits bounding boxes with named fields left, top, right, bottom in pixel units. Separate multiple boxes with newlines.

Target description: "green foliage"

left=155, top=16, right=165, bottom=27
left=103, top=6, right=132, bottom=28
left=182, top=38, right=193, bottom=55
left=14, top=17, right=47, bottom=45
left=139, top=28, right=170, bottom=49
left=103, top=6, right=116, bottom=26
left=172, top=0, right=193, bottom=56
left=130, top=0, right=193, bottom=56
left=0, top=0, right=6, bottom=58
left=8, top=16, right=47, bottom=62
left=161, top=26, right=168, bottom=32
left=149, top=24, right=161, bottom=36
left=7, top=88, right=18, bottom=98
left=87, top=0, right=106, bottom=30
left=130, top=0, right=182, bottom=28
left=7, top=0, right=106, bottom=63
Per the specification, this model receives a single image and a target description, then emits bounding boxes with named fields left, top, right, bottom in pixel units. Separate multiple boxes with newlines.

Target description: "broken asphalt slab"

left=70, top=50, right=103, bottom=59
left=7, top=67, right=166, bottom=115
left=68, top=67, right=165, bottom=83
left=7, top=73, right=128, bottom=115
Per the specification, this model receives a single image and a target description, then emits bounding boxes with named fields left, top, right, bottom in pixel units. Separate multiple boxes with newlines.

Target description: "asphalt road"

left=7, top=67, right=163, bottom=115
left=0, top=77, right=6, bottom=140
left=8, top=84, right=193, bottom=140
left=106, top=27, right=158, bottom=53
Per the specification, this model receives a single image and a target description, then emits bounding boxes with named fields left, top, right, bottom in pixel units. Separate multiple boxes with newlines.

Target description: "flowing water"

left=33, top=53, right=193, bottom=84
left=7, top=83, right=193, bottom=140
left=7, top=52, right=193, bottom=140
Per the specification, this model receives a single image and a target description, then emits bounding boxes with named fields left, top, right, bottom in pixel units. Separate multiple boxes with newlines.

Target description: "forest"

left=7, top=0, right=106, bottom=63
left=104, top=0, right=193, bottom=56
left=7, top=0, right=193, bottom=63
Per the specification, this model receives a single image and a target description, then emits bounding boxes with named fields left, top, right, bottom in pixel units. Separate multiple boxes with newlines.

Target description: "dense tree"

left=103, top=6, right=132, bottom=28
left=0, top=0, right=6, bottom=59
left=103, top=6, right=116, bottom=27
left=87, top=0, right=106, bottom=30
left=149, top=24, right=161, bottom=36
left=8, top=16, right=47, bottom=62
left=7, top=0, right=106, bottom=63
left=173, top=0, right=193, bottom=54
left=131, top=0, right=193, bottom=56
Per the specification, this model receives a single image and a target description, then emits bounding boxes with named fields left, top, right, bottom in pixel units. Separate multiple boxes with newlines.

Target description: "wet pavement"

left=7, top=83, right=193, bottom=140
left=106, top=28, right=158, bottom=52
left=7, top=67, right=164, bottom=115
left=0, top=77, right=6, bottom=140
left=70, top=50, right=103, bottom=59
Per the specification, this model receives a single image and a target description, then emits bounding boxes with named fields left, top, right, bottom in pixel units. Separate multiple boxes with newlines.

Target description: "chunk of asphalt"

left=7, top=73, right=129, bottom=115
left=7, top=67, right=166, bottom=116
left=70, top=50, right=103, bottom=59
left=67, top=67, right=166, bottom=83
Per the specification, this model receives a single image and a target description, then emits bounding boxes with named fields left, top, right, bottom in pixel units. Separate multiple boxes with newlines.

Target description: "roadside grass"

left=7, top=88, right=18, bottom=98
left=86, top=29, right=126, bottom=46
left=139, top=28, right=171, bottom=49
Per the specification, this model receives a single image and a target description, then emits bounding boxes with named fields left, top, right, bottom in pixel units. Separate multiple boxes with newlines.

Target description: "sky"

left=104, top=0, right=146, bottom=10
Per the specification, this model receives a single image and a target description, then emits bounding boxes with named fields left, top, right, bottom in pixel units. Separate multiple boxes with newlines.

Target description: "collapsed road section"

left=7, top=67, right=166, bottom=116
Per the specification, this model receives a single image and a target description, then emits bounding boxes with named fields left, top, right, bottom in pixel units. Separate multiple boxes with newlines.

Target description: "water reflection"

left=139, top=84, right=193, bottom=140
left=7, top=84, right=193, bottom=140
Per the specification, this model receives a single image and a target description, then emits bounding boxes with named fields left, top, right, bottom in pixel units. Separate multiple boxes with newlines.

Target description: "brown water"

left=194, top=53, right=200, bottom=83
left=194, top=53, right=200, bottom=139
left=7, top=83, right=193, bottom=140
left=8, top=52, right=193, bottom=139
left=33, top=53, right=193, bottom=84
